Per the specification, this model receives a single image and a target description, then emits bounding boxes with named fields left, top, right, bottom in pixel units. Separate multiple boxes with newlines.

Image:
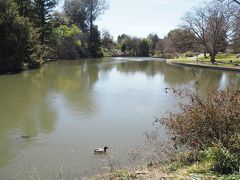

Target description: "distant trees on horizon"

left=0, top=0, right=240, bottom=74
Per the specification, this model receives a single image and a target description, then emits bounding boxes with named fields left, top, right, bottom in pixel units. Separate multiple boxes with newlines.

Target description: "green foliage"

left=32, top=0, right=59, bottom=43
left=153, top=53, right=175, bottom=59
left=0, top=0, right=43, bottom=73
left=64, top=0, right=88, bottom=31
left=101, top=30, right=117, bottom=56
left=116, top=34, right=151, bottom=57
left=52, top=24, right=82, bottom=58
left=121, top=44, right=126, bottom=54
left=101, top=48, right=110, bottom=57
left=26, top=21, right=44, bottom=68
left=55, top=25, right=81, bottom=40
left=64, top=0, right=108, bottom=58
left=16, top=0, right=32, bottom=17
left=137, top=39, right=149, bottom=57
left=88, top=26, right=103, bottom=58
left=147, top=33, right=159, bottom=53
left=102, top=30, right=114, bottom=48
left=200, top=146, right=240, bottom=174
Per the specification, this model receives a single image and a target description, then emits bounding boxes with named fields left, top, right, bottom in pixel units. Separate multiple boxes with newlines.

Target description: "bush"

left=200, top=146, right=240, bottom=174
left=102, top=47, right=110, bottom=57
left=159, top=82, right=240, bottom=153
left=212, top=148, right=240, bottom=174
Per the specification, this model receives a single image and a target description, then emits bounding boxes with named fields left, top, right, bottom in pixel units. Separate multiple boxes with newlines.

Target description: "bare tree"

left=218, top=0, right=240, bottom=5
left=164, top=28, right=199, bottom=55
left=182, top=2, right=237, bottom=62
left=232, top=0, right=240, bottom=4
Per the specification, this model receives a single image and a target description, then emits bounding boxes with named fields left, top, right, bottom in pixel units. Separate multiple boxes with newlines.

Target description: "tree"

left=81, top=0, right=109, bottom=38
left=118, top=34, right=130, bottom=55
left=32, top=0, right=59, bottom=43
left=155, top=38, right=165, bottom=54
left=64, top=0, right=108, bottom=57
left=121, top=44, right=126, bottom=55
left=137, top=39, right=149, bottom=57
left=182, top=2, right=237, bottom=62
left=147, top=33, right=159, bottom=55
left=64, top=0, right=88, bottom=31
left=101, top=30, right=117, bottom=56
left=16, top=0, right=32, bottom=17
left=0, top=0, right=43, bottom=73
left=82, top=0, right=109, bottom=57
left=232, top=16, right=240, bottom=53
left=127, top=37, right=139, bottom=56
left=164, top=29, right=198, bottom=54
left=102, top=30, right=114, bottom=49
left=117, top=34, right=129, bottom=44
left=218, top=0, right=240, bottom=5
left=53, top=24, right=82, bottom=58
left=117, top=34, right=150, bottom=57
left=88, top=26, right=103, bottom=57
left=232, top=0, right=240, bottom=4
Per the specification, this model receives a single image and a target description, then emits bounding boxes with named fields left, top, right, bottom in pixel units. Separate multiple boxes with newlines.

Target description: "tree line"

left=104, top=1, right=240, bottom=63
left=0, top=0, right=109, bottom=73
left=0, top=0, right=239, bottom=73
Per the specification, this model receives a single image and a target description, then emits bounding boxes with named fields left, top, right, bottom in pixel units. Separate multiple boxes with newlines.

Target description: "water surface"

left=0, top=57, right=240, bottom=179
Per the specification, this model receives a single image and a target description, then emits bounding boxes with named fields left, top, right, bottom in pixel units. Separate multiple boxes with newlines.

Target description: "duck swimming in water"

left=93, top=146, right=108, bottom=154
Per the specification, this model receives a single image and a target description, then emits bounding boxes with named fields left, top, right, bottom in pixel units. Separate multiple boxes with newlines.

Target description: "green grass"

left=170, top=53, right=240, bottom=68
left=198, top=54, right=240, bottom=62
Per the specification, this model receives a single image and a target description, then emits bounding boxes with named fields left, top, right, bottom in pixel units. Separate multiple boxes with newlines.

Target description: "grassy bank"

left=168, top=54, right=240, bottom=71
left=90, top=164, right=240, bottom=180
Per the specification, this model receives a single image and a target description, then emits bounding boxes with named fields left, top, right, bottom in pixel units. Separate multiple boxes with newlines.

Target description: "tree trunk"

left=210, top=53, right=217, bottom=63
left=204, top=52, right=207, bottom=58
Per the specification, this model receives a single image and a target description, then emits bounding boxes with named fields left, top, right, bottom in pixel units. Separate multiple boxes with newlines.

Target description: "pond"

left=0, top=57, right=240, bottom=179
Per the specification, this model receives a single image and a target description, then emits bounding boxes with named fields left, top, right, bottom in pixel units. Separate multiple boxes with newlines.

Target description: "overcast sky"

left=57, top=0, right=207, bottom=39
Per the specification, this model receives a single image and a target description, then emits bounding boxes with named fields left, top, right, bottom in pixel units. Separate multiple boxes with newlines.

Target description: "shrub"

left=102, top=47, right=110, bottom=57
left=212, top=148, right=240, bottom=174
left=159, top=82, right=240, bottom=153
left=200, top=146, right=240, bottom=174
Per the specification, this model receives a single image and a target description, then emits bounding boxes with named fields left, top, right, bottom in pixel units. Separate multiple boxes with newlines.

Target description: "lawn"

left=173, top=53, right=240, bottom=67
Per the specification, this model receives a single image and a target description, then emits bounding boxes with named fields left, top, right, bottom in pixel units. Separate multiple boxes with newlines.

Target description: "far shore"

left=167, top=59, right=240, bottom=72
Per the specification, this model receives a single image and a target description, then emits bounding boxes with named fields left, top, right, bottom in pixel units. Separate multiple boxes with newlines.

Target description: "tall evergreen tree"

left=32, top=0, right=59, bottom=43
left=137, top=39, right=149, bottom=57
left=16, top=0, right=32, bottom=17
left=88, top=26, right=103, bottom=57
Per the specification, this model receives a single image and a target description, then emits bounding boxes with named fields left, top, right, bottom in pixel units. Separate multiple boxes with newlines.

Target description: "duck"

left=93, top=146, right=108, bottom=154
left=16, top=135, right=31, bottom=140
left=21, top=135, right=30, bottom=139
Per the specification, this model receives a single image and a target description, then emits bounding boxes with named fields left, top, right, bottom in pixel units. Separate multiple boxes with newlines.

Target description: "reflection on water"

left=0, top=57, right=240, bottom=179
